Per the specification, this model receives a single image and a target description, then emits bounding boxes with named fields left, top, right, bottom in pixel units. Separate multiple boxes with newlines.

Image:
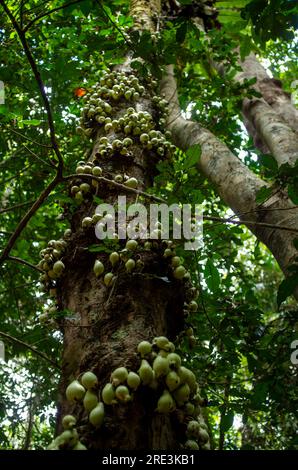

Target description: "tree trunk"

left=49, top=0, right=207, bottom=451
left=232, top=52, right=298, bottom=166
left=161, top=65, right=298, bottom=294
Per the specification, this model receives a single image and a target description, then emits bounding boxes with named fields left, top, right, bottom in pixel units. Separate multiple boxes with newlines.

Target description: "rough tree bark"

left=53, top=0, right=205, bottom=451
left=54, top=0, right=298, bottom=450
left=161, top=65, right=298, bottom=295
left=235, top=53, right=298, bottom=166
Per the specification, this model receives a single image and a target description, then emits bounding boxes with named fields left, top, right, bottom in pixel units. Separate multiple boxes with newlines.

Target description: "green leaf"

left=277, top=274, right=298, bottom=308
left=255, top=186, right=272, bottom=204
left=288, top=183, right=298, bottom=204
left=240, top=35, right=252, bottom=60
left=183, top=144, right=201, bottom=170
left=259, top=154, right=278, bottom=172
left=220, top=410, right=234, bottom=432
left=176, top=22, right=188, bottom=44
left=204, top=259, right=220, bottom=292
left=20, top=119, right=42, bottom=126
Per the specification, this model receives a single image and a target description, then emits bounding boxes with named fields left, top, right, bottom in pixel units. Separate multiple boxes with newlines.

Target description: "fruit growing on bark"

left=81, top=371, right=98, bottom=390
left=66, top=380, right=86, bottom=402
left=89, top=402, right=105, bottom=428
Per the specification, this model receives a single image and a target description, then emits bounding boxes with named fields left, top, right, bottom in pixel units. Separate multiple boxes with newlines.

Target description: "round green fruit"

left=81, top=371, right=98, bottom=390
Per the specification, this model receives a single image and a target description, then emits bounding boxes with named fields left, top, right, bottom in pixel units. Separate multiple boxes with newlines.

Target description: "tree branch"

left=63, top=173, right=166, bottom=203
left=7, top=256, right=43, bottom=273
left=23, top=0, right=83, bottom=33
left=161, top=65, right=298, bottom=285
left=0, top=175, right=62, bottom=266
left=0, top=200, right=34, bottom=215
left=8, top=127, right=53, bottom=149
left=0, top=0, right=64, bottom=174
left=0, top=330, right=60, bottom=369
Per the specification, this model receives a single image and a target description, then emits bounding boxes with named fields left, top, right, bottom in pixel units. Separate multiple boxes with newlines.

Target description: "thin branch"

left=23, top=0, right=83, bottom=33
left=0, top=174, right=62, bottom=266
left=0, top=330, right=60, bottom=369
left=7, top=255, right=43, bottom=273
left=22, top=144, right=55, bottom=169
left=0, top=281, right=37, bottom=295
left=204, top=215, right=298, bottom=234
left=0, top=0, right=64, bottom=174
left=63, top=173, right=167, bottom=203
left=94, top=0, right=133, bottom=48
left=0, top=200, right=34, bottom=215
left=8, top=127, right=53, bottom=149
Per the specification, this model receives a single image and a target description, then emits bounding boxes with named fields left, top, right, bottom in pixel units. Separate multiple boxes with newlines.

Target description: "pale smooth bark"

left=235, top=53, right=298, bottom=167
left=161, top=65, right=298, bottom=293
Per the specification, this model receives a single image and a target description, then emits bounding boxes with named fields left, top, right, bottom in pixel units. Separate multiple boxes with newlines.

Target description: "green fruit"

left=185, top=439, right=200, bottom=450
left=104, top=122, right=113, bottom=132
left=140, top=133, right=149, bottom=143
left=115, top=385, right=131, bottom=403
left=178, top=366, right=196, bottom=392
left=137, top=341, right=152, bottom=357
left=184, top=402, right=195, bottom=416
left=53, top=260, right=65, bottom=275
left=157, top=390, right=176, bottom=413
left=185, top=327, right=193, bottom=336
left=82, top=217, right=93, bottom=228
left=92, top=166, right=103, bottom=176
left=163, top=248, right=173, bottom=258
left=198, top=428, right=209, bottom=443
left=92, top=214, right=102, bottom=224
left=114, top=174, right=123, bottom=183
left=83, top=390, right=98, bottom=412
left=173, top=265, right=186, bottom=279
left=111, top=367, right=128, bottom=386
left=127, top=371, right=141, bottom=390
left=101, top=383, right=116, bottom=405
left=138, top=359, right=154, bottom=385
left=81, top=371, right=98, bottom=390
left=173, top=383, right=190, bottom=406
left=62, top=415, right=77, bottom=430
left=66, top=380, right=86, bottom=402
left=153, top=336, right=170, bottom=350
left=109, top=251, right=120, bottom=266
left=171, top=256, right=181, bottom=267
left=165, top=370, right=181, bottom=391
left=123, top=137, right=133, bottom=147
left=187, top=420, right=201, bottom=439
left=153, top=356, right=170, bottom=378
left=126, top=239, right=138, bottom=251
left=104, top=272, right=114, bottom=287
left=76, top=165, right=85, bottom=174
left=75, top=191, right=83, bottom=203
left=73, top=441, right=88, bottom=450
left=64, top=229, right=72, bottom=238
left=144, top=241, right=152, bottom=250
left=193, top=392, right=204, bottom=405
left=124, top=177, right=138, bottom=189
left=93, top=260, right=105, bottom=277
left=59, top=429, right=79, bottom=447
left=158, top=350, right=168, bottom=358
left=89, top=402, right=105, bottom=428
left=125, top=259, right=136, bottom=272
left=167, top=353, right=181, bottom=369
left=80, top=183, right=91, bottom=193
left=188, top=300, right=198, bottom=312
